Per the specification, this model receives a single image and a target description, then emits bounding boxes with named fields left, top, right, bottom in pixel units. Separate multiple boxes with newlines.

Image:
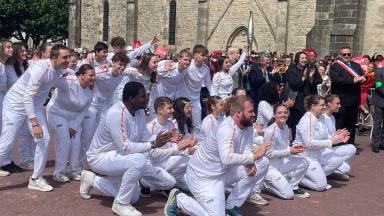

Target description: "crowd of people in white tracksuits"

left=0, top=37, right=356, bottom=216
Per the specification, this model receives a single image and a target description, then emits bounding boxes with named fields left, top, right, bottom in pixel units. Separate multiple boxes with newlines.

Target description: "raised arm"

left=228, top=52, right=247, bottom=77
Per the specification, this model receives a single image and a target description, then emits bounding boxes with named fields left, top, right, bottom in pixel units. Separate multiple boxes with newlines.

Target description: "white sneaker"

left=0, top=169, right=10, bottom=177
left=293, top=188, right=311, bottom=198
left=19, top=160, right=34, bottom=171
left=28, top=177, right=53, bottom=192
left=80, top=170, right=95, bottom=199
left=326, top=184, right=332, bottom=190
left=53, top=173, right=70, bottom=183
left=112, top=201, right=142, bottom=216
left=67, top=170, right=81, bottom=181
left=247, top=193, right=269, bottom=205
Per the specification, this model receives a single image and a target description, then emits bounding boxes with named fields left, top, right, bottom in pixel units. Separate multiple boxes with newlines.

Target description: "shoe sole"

left=53, top=178, right=70, bottom=183
left=247, top=199, right=269, bottom=206
left=164, top=189, right=178, bottom=216
left=112, top=206, right=142, bottom=216
left=294, top=194, right=310, bottom=198
left=28, top=185, right=53, bottom=192
left=0, top=172, right=10, bottom=177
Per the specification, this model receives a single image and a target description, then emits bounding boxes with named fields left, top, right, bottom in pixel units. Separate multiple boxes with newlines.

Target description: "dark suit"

left=371, top=68, right=384, bottom=149
left=285, top=64, right=322, bottom=140
left=247, top=63, right=267, bottom=113
left=330, top=60, right=363, bottom=145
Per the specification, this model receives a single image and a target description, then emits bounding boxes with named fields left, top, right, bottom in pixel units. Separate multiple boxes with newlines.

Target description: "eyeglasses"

left=341, top=53, right=351, bottom=57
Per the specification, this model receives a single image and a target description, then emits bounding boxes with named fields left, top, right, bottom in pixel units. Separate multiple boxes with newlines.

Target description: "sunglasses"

left=341, top=53, right=351, bottom=57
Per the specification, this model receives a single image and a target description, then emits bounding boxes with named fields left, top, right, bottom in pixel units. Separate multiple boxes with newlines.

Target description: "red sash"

left=335, top=60, right=359, bottom=78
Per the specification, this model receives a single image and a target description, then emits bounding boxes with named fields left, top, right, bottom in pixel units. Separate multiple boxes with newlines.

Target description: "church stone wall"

left=75, top=0, right=382, bottom=56
left=363, top=0, right=384, bottom=55
left=286, top=0, right=317, bottom=54
left=80, top=0, right=103, bottom=50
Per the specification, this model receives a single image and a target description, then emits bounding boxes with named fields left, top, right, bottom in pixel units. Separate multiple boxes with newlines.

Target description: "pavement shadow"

left=326, top=179, right=348, bottom=189
left=0, top=181, right=28, bottom=191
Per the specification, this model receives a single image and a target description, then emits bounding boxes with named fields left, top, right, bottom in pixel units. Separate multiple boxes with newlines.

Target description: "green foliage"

left=0, top=0, right=68, bottom=47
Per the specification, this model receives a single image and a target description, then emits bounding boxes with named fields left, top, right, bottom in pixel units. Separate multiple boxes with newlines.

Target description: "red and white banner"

left=335, top=60, right=359, bottom=78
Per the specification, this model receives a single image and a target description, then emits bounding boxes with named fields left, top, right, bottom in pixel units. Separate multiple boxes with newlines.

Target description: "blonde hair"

left=227, top=47, right=239, bottom=56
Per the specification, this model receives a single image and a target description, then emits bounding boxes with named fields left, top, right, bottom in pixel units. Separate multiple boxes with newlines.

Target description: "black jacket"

left=247, top=63, right=266, bottom=107
left=372, top=68, right=384, bottom=108
left=285, top=64, right=322, bottom=113
left=329, top=61, right=363, bottom=106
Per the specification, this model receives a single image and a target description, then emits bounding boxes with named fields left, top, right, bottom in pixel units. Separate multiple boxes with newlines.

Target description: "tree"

left=0, top=0, right=68, bottom=47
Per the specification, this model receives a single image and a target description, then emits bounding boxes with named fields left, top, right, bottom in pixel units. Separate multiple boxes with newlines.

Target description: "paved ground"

left=0, top=133, right=383, bottom=216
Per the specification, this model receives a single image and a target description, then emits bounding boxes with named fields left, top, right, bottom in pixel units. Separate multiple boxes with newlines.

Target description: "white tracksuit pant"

left=79, top=106, right=103, bottom=166
left=150, top=154, right=190, bottom=191
left=48, top=113, right=82, bottom=176
left=301, top=149, right=344, bottom=191
left=19, top=125, right=36, bottom=163
left=140, top=161, right=176, bottom=191
left=252, top=156, right=270, bottom=193
left=89, top=152, right=146, bottom=205
left=180, top=165, right=258, bottom=216
left=264, top=155, right=309, bottom=199
left=332, top=144, right=356, bottom=174
left=0, top=103, right=50, bottom=178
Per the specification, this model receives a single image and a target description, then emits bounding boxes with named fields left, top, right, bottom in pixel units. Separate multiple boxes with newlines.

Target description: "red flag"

left=155, top=46, right=168, bottom=58
left=133, top=40, right=141, bottom=49
left=352, top=56, right=368, bottom=72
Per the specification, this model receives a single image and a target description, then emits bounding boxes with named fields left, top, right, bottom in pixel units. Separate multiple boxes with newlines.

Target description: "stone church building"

left=68, top=0, right=384, bottom=58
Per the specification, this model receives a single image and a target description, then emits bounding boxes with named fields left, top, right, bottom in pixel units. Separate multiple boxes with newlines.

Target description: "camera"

left=306, top=62, right=315, bottom=71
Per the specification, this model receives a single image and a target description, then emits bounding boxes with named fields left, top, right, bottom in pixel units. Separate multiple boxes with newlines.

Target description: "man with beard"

left=164, top=96, right=272, bottom=216
left=80, top=82, right=178, bottom=216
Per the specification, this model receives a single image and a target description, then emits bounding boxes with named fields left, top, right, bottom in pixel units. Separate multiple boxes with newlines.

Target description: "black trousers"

left=372, top=106, right=384, bottom=148
left=334, top=105, right=358, bottom=145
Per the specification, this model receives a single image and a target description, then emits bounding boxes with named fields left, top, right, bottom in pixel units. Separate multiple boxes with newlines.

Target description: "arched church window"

left=103, top=0, right=109, bottom=42
left=168, top=0, right=176, bottom=45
